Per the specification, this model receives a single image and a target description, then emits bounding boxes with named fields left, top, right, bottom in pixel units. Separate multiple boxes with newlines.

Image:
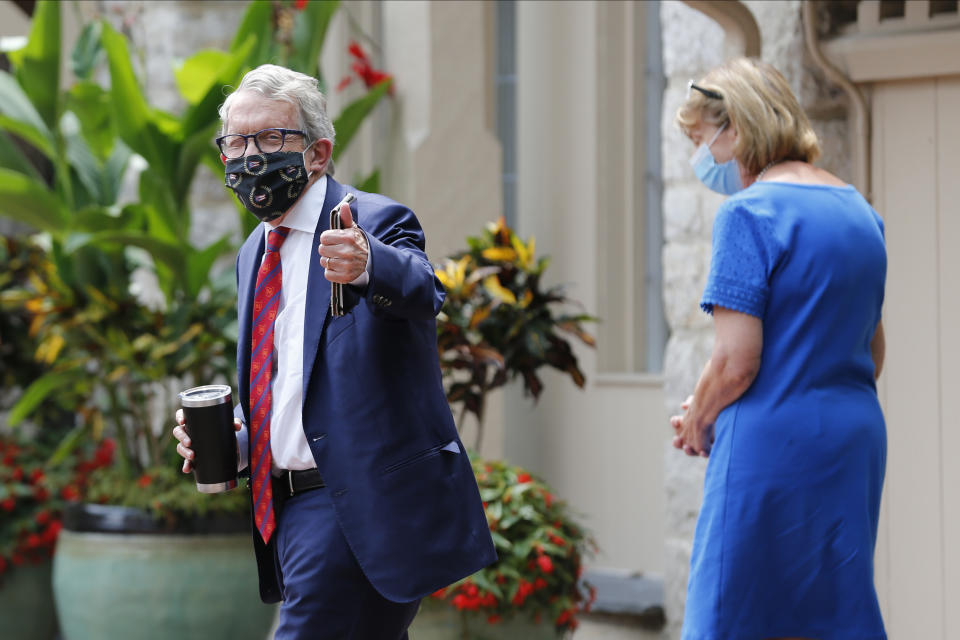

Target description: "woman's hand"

left=671, top=395, right=714, bottom=457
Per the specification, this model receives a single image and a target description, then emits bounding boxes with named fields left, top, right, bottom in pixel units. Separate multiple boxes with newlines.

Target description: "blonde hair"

left=676, top=58, right=821, bottom=174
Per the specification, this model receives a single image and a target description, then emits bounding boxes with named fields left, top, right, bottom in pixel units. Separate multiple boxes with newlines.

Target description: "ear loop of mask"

left=302, top=139, right=317, bottom=179
left=706, top=122, right=727, bottom=148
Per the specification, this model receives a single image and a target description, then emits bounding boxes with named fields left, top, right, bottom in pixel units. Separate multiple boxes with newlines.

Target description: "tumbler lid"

left=179, top=384, right=232, bottom=408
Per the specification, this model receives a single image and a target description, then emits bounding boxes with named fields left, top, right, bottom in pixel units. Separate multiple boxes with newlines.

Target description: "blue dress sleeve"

left=700, top=202, right=778, bottom=318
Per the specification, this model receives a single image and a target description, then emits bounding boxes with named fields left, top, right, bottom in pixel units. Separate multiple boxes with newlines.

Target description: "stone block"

left=662, top=241, right=712, bottom=331
left=663, top=184, right=703, bottom=243
left=663, top=441, right=706, bottom=541
left=663, top=537, right=694, bottom=640
left=660, top=1, right=725, bottom=79
left=812, top=117, right=853, bottom=183
left=662, top=329, right=714, bottom=411
left=661, top=82, right=696, bottom=184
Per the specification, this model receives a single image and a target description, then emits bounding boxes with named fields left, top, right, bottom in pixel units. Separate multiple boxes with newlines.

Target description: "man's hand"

left=319, top=202, right=368, bottom=283
left=173, top=409, right=242, bottom=474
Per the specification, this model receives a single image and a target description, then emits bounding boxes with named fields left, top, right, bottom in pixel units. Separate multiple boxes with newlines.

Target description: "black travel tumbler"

left=179, top=385, right=238, bottom=493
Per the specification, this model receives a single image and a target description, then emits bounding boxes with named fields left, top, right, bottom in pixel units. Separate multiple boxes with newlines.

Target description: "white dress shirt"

left=236, top=175, right=368, bottom=472
left=263, top=176, right=326, bottom=471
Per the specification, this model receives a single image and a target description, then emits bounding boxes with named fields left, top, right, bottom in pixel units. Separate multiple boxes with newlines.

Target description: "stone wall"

left=659, top=2, right=852, bottom=637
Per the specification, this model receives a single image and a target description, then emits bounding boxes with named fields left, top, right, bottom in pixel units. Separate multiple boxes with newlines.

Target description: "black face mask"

left=224, top=150, right=311, bottom=222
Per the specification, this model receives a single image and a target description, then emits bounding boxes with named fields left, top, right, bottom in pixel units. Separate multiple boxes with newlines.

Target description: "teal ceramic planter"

left=53, top=529, right=276, bottom=640
left=0, top=560, right=58, bottom=640
left=409, top=598, right=561, bottom=640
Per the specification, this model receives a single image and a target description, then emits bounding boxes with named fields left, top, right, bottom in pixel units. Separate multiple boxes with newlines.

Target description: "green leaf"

left=230, top=0, right=275, bottom=63
left=0, top=71, right=55, bottom=157
left=0, top=130, right=42, bottom=181
left=355, top=168, right=380, bottom=194
left=0, top=167, right=65, bottom=231
left=76, top=230, right=184, bottom=275
left=179, top=37, right=256, bottom=140
left=186, top=235, right=233, bottom=299
left=332, top=80, right=391, bottom=160
left=8, top=369, right=80, bottom=427
left=61, top=111, right=104, bottom=204
left=175, top=50, right=234, bottom=105
left=100, top=22, right=179, bottom=181
left=71, top=21, right=103, bottom=80
left=65, top=81, right=114, bottom=160
left=100, top=141, right=133, bottom=205
left=490, top=531, right=512, bottom=550
left=288, top=0, right=339, bottom=75
left=48, top=424, right=89, bottom=466
left=6, top=0, right=60, bottom=128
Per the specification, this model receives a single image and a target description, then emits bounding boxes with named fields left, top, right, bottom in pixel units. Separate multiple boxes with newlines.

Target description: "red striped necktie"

left=249, top=226, right=290, bottom=544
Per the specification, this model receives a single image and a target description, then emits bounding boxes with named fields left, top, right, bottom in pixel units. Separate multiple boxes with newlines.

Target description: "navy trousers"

left=273, top=486, right=421, bottom=640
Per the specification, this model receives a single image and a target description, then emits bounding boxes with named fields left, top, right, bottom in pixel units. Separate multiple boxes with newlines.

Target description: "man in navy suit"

left=173, top=64, right=495, bottom=639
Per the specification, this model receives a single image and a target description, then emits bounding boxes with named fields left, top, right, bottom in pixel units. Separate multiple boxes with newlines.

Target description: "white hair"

left=219, top=64, right=336, bottom=173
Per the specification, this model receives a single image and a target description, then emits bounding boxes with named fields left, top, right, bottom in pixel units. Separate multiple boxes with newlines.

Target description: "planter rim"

left=63, top=502, right=250, bottom=535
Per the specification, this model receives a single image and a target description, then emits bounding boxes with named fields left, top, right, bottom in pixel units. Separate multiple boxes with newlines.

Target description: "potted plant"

left=417, top=458, right=597, bottom=638
left=434, top=217, right=596, bottom=448
left=0, top=1, right=393, bottom=638
left=412, top=218, right=597, bottom=637
left=0, top=433, right=114, bottom=640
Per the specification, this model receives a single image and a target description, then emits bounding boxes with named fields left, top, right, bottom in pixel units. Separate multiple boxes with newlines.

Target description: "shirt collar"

left=263, top=174, right=327, bottom=238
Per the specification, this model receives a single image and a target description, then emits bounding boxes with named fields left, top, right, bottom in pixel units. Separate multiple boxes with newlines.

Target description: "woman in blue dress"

left=670, top=58, right=887, bottom=640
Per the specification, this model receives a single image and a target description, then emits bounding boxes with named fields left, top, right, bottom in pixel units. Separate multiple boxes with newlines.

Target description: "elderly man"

left=172, top=64, right=495, bottom=639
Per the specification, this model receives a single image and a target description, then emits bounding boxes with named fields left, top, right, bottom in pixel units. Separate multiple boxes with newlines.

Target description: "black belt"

left=273, top=468, right=326, bottom=497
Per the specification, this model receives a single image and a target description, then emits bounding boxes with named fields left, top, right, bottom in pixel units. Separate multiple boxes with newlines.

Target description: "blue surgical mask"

left=689, top=123, right=742, bottom=195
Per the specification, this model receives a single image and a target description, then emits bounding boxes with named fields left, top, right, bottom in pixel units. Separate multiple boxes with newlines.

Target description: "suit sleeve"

left=360, top=202, right=446, bottom=321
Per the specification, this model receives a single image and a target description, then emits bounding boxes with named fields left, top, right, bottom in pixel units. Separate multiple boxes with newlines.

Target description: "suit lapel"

left=302, top=177, right=344, bottom=399
left=237, top=227, right=265, bottom=418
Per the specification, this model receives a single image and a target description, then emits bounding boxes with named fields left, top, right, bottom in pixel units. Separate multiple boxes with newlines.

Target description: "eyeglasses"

left=215, top=128, right=307, bottom=159
left=687, top=80, right=723, bottom=101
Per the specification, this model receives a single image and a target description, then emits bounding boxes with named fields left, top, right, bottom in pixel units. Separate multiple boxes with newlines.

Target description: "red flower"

left=431, top=588, right=446, bottom=599
left=26, top=533, right=41, bottom=549
left=43, top=521, right=62, bottom=544
left=0, top=555, right=6, bottom=574
left=1, top=497, right=14, bottom=512
left=549, top=533, right=566, bottom=546
left=516, top=472, right=532, bottom=483
left=29, top=468, right=44, bottom=483
left=35, top=510, right=51, bottom=526
left=61, top=485, right=80, bottom=501
left=94, top=439, right=115, bottom=467
left=11, top=553, right=24, bottom=567
left=12, top=467, right=23, bottom=481
left=464, top=582, right=478, bottom=598
left=294, top=0, right=308, bottom=10
left=348, top=40, right=369, bottom=63
left=543, top=491, right=554, bottom=508
left=495, top=573, right=506, bottom=584
left=336, top=76, right=353, bottom=92
left=346, top=41, right=394, bottom=94
left=33, top=486, right=49, bottom=501
left=534, top=577, right=547, bottom=590
left=137, top=474, right=153, bottom=488
left=536, top=554, right=554, bottom=574
left=511, top=579, right=534, bottom=605
left=487, top=614, right=502, bottom=624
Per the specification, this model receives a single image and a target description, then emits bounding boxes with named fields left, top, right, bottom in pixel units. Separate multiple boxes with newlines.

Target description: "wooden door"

left=873, top=74, right=960, bottom=639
